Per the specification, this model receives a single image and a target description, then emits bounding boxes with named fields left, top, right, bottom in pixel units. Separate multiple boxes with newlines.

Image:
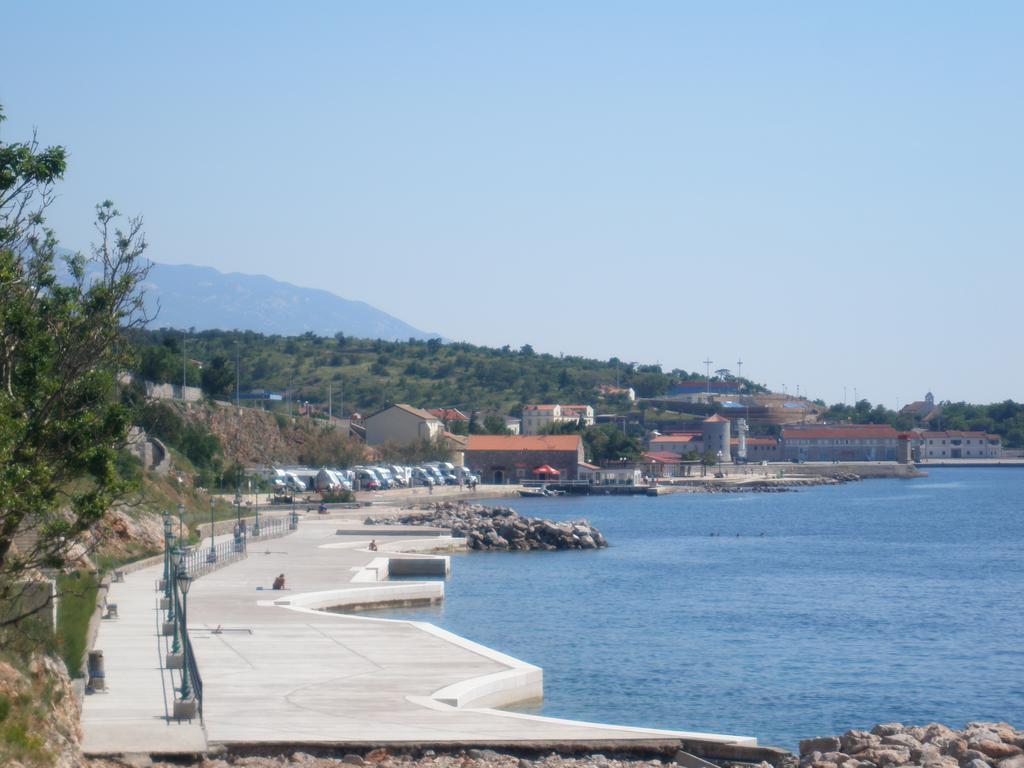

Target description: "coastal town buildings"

left=597, top=384, right=636, bottom=402
left=644, top=414, right=735, bottom=460
left=780, top=424, right=901, bottom=462
left=521, top=404, right=595, bottom=435
left=917, top=430, right=1002, bottom=459
left=464, top=434, right=585, bottom=483
left=640, top=451, right=686, bottom=478
left=660, top=380, right=744, bottom=405
left=647, top=433, right=702, bottom=454
left=428, top=407, right=471, bottom=429
left=731, top=437, right=781, bottom=462
left=900, top=392, right=941, bottom=423
left=364, top=404, right=443, bottom=446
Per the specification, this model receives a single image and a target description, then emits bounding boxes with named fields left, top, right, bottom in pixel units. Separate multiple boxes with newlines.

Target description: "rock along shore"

left=366, top=501, right=608, bottom=551
left=799, top=721, right=1024, bottom=768
left=86, top=748, right=775, bottom=768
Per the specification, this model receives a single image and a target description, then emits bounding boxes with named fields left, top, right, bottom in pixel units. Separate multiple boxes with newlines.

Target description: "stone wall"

left=144, top=381, right=203, bottom=402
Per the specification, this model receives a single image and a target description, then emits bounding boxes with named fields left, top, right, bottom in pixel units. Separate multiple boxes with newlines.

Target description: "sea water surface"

left=377, top=468, right=1024, bottom=749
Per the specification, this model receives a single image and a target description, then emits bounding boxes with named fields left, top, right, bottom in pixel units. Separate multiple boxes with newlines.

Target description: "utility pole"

left=736, top=358, right=743, bottom=379
left=703, top=358, right=713, bottom=397
left=328, top=383, right=332, bottom=421
left=234, top=340, right=240, bottom=410
left=182, top=333, right=187, bottom=393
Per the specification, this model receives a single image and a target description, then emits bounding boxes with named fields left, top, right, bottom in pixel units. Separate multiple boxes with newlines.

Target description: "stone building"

left=465, top=434, right=585, bottom=483
left=364, top=404, right=444, bottom=446
left=781, top=424, right=901, bottom=461
left=917, top=430, right=1002, bottom=459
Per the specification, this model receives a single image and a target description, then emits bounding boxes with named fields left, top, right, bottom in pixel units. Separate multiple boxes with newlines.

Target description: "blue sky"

left=3, top=2, right=1021, bottom=407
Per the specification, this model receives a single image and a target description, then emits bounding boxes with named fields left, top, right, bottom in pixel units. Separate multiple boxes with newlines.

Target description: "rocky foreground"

left=366, top=501, right=608, bottom=551
left=799, top=722, right=1024, bottom=768
left=87, top=749, right=772, bottom=768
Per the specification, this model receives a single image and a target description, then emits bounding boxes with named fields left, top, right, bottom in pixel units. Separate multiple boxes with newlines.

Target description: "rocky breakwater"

left=799, top=722, right=1024, bottom=768
left=366, top=502, right=608, bottom=551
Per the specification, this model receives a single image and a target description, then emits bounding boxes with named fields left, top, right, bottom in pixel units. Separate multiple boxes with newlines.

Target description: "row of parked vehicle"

left=271, top=462, right=479, bottom=495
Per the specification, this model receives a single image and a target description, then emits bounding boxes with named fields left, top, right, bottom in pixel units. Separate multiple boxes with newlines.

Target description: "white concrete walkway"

left=82, top=517, right=755, bottom=754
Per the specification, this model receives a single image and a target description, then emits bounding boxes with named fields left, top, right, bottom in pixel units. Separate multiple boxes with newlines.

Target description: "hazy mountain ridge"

left=58, top=252, right=440, bottom=340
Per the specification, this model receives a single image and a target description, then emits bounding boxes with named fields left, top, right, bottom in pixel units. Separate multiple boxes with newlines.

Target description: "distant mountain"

left=135, top=261, right=441, bottom=340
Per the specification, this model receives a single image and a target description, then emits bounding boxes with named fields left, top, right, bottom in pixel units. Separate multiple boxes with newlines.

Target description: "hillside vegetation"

left=132, top=328, right=756, bottom=417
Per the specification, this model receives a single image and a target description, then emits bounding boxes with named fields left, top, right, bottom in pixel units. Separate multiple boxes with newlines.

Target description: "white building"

left=919, top=431, right=1002, bottom=459
left=521, top=404, right=595, bottom=435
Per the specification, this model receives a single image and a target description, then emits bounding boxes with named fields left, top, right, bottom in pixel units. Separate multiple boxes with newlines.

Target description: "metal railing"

left=248, top=514, right=292, bottom=543
left=178, top=539, right=246, bottom=579
left=159, top=513, right=295, bottom=723
left=172, top=585, right=203, bottom=722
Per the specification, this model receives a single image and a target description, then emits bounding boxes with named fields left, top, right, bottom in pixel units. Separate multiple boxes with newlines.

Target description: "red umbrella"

left=532, top=464, right=561, bottom=476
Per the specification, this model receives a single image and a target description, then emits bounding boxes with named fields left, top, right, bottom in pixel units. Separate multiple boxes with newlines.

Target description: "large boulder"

left=872, top=724, right=908, bottom=737
left=802, top=738, right=843, bottom=756
left=843, top=731, right=882, bottom=755
left=884, top=734, right=923, bottom=750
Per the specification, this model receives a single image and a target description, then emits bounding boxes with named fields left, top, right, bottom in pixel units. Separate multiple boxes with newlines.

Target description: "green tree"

left=1, top=107, right=150, bottom=639
left=201, top=354, right=234, bottom=396
left=482, top=415, right=511, bottom=435
left=582, top=423, right=642, bottom=464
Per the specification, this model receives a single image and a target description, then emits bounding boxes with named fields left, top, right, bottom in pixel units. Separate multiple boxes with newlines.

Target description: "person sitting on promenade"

left=272, top=573, right=286, bottom=590
left=368, top=539, right=378, bottom=551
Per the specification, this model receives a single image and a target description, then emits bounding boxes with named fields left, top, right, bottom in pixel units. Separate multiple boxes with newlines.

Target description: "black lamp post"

left=717, top=450, right=723, bottom=476
left=176, top=566, right=193, bottom=700
left=253, top=487, right=261, bottom=538
left=162, top=512, right=172, bottom=600
left=177, top=502, right=184, bottom=542
left=234, top=488, right=244, bottom=552
left=207, top=497, right=217, bottom=563
left=167, top=547, right=180, bottom=655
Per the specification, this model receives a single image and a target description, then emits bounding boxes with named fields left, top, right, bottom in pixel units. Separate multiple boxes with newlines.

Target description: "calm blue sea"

left=378, top=468, right=1024, bottom=749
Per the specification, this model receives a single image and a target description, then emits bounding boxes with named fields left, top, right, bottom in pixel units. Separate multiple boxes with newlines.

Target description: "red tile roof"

left=729, top=438, right=778, bottom=446
left=429, top=408, right=470, bottom=421
left=642, top=451, right=684, bottom=464
left=523, top=404, right=558, bottom=411
left=921, top=431, right=1000, bottom=440
left=466, top=435, right=583, bottom=452
left=650, top=434, right=698, bottom=444
left=782, top=424, right=899, bottom=440
left=704, top=413, right=730, bottom=423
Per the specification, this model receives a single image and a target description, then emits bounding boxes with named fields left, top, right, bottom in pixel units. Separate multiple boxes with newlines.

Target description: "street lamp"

left=169, top=547, right=182, bottom=655
left=717, top=450, right=723, bottom=477
left=175, top=566, right=193, bottom=701
left=177, top=502, right=184, bottom=543
left=207, top=497, right=217, bottom=563
left=234, top=487, right=244, bottom=552
left=162, top=511, right=173, bottom=600
left=252, top=479, right=261, bottom=537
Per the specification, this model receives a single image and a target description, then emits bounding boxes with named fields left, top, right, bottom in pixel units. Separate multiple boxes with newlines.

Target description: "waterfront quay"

left=82, top=512, right=759, bottom=760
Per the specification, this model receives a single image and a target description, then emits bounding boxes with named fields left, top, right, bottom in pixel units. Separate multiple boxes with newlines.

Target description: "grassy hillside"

left=132, top=328, right=762, bottom=417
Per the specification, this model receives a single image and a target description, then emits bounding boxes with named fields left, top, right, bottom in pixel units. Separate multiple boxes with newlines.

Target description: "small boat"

left=518, top=483, right=565, bottom=498
left=518, top=488, right=549, bottom=498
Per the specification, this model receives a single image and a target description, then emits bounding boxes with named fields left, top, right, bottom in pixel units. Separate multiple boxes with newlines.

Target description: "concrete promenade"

left=82, top=516, right=756, bottom=755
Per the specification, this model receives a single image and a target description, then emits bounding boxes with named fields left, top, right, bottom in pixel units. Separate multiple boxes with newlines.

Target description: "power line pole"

left=234, top=340, right=240, bottom=410
left=703, top=358, right=713, bottom=397
left=736, top=358, right=743, bottom=379
left=182, top=332, right=187, bottom=393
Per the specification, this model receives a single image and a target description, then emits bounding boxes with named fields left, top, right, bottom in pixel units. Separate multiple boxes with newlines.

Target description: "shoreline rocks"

left=799, top=722, right=1023, bottom=768
left=366, top=501, right=608, bottom=551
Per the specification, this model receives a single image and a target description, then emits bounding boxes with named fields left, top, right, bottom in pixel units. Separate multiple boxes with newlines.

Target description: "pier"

left=81, top=511, right=758, bottom=759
